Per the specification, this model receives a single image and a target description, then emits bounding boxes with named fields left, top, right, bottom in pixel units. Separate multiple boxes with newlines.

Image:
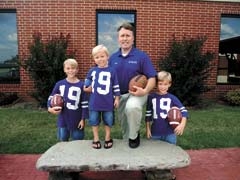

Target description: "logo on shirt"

left=128, top=61, right=137, bottom=64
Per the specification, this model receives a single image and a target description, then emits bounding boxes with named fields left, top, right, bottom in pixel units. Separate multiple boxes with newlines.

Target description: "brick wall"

left=1, top=0, right=240, bottom=101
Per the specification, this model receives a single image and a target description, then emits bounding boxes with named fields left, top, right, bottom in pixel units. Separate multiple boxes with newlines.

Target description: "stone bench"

left=36, top=139, right=190, bottom=180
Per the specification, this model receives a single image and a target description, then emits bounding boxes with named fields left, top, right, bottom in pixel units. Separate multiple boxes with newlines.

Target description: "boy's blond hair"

left=92, top=44, right=109, bottom=57
left=157, top=71, right=172, bottom=83
left=63, top=58, right=78, bottom=68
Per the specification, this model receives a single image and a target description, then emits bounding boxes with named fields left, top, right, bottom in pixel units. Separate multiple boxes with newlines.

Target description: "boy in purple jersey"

left=84, top=45, right=120, bottom=149
left=145, top=71, right=188, bottom=180
left=109, top=22, right=157, bottom=148
left=145, top=71, right=188, bottom=144
left=47, top=58, right=89, bottom=141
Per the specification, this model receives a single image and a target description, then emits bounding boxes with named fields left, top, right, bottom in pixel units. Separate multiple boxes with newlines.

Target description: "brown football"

left=128, top=74, right=147, bottom=92
left=50, top=94, right=64, bottom=109
left=167, top=106, right=182, bottom=129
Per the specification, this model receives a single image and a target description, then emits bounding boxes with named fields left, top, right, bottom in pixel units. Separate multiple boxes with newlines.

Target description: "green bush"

left=224, top=89, right=240, bottom=106
left=0, top=92, right=19, bottom=106
left=159, top=36, right=215, bottom=106
left=21, top=32, right=76, bottom=107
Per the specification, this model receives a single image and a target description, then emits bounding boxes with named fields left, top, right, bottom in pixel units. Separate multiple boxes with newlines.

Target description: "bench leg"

left=48, top=171, right=79, bottom=180
left=143, top=169, right=174, bottom=180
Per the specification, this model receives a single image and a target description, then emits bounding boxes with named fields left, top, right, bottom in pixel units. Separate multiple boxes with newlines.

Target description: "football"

left=128, top=74, right=147, bottom=92
left=167, top=106, right=182, bottom=129
left=50, top=94, right=64, bottom=109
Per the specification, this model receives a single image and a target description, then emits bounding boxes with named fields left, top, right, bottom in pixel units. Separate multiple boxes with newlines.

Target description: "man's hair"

left=63, top=58, right=78, bottom=68
left=92, top=44, right=109, bottom=57
left=117, top=22, right=135, bottom=33
left=157, top=71, right=172, bottom=83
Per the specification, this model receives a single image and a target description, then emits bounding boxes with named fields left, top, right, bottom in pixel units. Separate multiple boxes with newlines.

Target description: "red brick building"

left=1, top=0, right=240, bottom=101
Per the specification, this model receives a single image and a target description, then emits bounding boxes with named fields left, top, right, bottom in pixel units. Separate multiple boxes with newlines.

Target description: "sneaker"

left=129, top=133, right=140, bottom=148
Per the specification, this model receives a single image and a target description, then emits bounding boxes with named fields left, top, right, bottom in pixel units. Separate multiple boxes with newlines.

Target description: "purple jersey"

left=109, top=47, right=157, bottom=94
left=145, top=92, right=188, bottom=136
left=47, top=79, right=89, bottom=130
left=86, top=66, right=120, bottom=111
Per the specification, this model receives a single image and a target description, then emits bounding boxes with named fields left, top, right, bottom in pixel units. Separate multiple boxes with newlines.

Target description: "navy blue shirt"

left=47, top=79, right=89, bottom=130
left=109, top=47, right=157, bottom=94
left=145, top=92, right=188, bottom=136
left=86, top=66, right=120, bottom=111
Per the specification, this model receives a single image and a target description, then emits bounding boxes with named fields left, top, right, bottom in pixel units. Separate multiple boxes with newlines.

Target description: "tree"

left=22, top=32, right=76, bottom=107
left=159, top=36, right=215, bottom=106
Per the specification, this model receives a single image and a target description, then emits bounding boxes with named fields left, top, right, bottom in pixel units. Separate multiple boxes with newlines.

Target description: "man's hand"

left=129, top=86, right=147, bottom=96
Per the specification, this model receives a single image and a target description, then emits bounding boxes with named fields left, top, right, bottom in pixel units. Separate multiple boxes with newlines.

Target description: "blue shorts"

left=57, top=127, right=84, bottom=141
left=151, top=134, right=177, bottom=145
left=89, top=110, right=114, bottom=127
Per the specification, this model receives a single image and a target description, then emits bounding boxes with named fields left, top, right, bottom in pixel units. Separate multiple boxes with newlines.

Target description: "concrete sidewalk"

left=0, top=147, right=240, bottom=180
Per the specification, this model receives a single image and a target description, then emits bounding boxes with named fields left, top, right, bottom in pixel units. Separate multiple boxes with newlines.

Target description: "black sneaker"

left=129, top=133, right=140, bottom=148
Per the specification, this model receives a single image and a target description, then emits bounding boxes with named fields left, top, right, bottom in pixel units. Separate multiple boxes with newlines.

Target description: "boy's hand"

left=83, top=86, right=92, bottom=93
left=114, top=96, right=120, bottom=108
left=48, top=107, right=62, bottom=115
left=174, top=117, right=187, bottom=135
left=146, top=130, right=152, bottom=139
left=78, top=120, right=85, bottom=130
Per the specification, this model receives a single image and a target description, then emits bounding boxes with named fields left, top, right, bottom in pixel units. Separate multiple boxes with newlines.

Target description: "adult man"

left=109, top=22, right=156, bottom=148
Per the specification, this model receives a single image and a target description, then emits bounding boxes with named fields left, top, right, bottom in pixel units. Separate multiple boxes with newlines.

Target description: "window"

left=217, top=15, right=240, bottom=84
left=96, top=10, right=136, bottom=55
left=0, top=10, right=19, bottom=84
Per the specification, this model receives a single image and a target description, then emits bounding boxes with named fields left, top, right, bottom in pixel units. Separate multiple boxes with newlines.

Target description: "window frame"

left=217, top=14, right=240, bottom=85
left=0, top=9, right=20, bottom=84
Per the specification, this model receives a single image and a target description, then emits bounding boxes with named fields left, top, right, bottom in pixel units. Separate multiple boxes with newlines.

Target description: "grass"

left=178, top=104, right=240, bottom=149
left=0, top=102, right=240, bottom=154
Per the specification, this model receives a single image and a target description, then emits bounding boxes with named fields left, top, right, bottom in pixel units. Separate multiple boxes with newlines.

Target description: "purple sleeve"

left=171, top=95, right=188, bottom=118
left=112, top=69, right=120, bottom=96
left=80, top=91, right=89, bottom=119
left=145, top=95, right=153, bottom=122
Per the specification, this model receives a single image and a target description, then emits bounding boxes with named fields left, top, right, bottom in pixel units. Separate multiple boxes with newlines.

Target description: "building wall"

left=1, top=0, right=240, bottom=100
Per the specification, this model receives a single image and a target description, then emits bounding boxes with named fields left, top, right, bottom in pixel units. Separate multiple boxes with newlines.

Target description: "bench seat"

left=36, top=139, right=190, bottom=180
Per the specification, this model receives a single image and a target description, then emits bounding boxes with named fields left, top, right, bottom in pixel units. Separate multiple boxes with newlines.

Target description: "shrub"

left=21, top=32, right=76, bottom=107
left=0, top=92, right=19, bottom=106
left=159, top=36, right=215, bottom=106
left=224, top=89, right=240, bottom=106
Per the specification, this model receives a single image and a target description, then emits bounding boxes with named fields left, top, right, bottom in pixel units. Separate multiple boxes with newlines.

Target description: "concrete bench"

left=36, top=139, right=190, bottom=180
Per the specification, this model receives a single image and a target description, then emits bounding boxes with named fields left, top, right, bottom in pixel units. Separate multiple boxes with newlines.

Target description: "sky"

left=0, top=13, right=18, bottom=63
left=220, top=17, right=240, bottom=40
left=0, top=13, right=239, bottom=63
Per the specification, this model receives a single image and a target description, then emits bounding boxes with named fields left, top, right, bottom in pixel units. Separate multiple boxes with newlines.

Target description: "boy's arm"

left=47, top=86, right=62, bottom=115
left=145, top=95, right=153, bottom=139
left=146, top=121, right=152, bottom=139
left=172, top=96, right=188, bottom=135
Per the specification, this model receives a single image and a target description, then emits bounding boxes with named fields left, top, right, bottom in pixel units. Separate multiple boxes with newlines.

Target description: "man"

left=109, top=22, right=157, bottom=148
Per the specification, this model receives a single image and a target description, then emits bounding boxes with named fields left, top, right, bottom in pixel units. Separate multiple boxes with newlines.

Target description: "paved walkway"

left=0, top=148, right=239, bottom=180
